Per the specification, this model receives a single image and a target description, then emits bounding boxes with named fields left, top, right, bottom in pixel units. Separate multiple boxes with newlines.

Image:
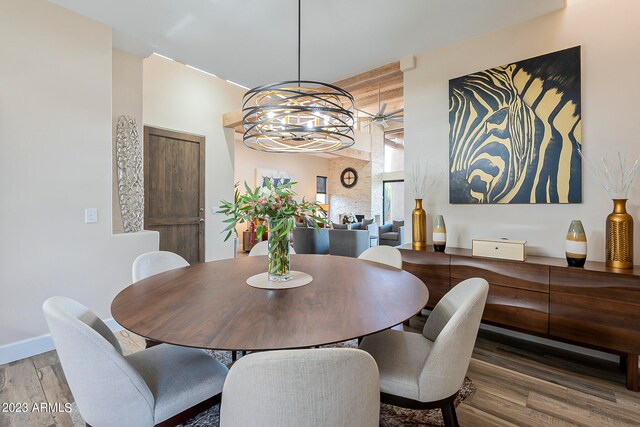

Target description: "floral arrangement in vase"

left=342, top=212, right=357, bottom=225
left=218, top=181, right=326, bottom=281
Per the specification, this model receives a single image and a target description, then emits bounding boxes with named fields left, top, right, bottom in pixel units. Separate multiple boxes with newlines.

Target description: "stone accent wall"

left=328, top=126, right=385, bottom=225
left=328, top=157, right=371, bottom=224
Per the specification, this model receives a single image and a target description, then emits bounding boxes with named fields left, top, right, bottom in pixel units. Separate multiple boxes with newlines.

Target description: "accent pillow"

left=349, top=222, right=362, bottom=230
left=392, top=220, right=404, bottom=232
left=332, top=222, right=348, bottom=229
left=361, top=219, right=374, bottom=230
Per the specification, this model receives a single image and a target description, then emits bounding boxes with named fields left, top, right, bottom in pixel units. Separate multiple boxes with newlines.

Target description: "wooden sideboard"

left=398, top=244, right=640, bottom=391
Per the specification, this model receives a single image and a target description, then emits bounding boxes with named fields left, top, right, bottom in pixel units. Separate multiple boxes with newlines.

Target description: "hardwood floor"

left=1, top=325, right=639, bottom=426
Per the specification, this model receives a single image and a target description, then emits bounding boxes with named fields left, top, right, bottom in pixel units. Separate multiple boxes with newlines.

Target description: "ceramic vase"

left=267, top=218, right=291, bottom=281
left=606, top=199, right=634, bottom=269
left=412, top=199, right=426, bottom=250
left=565, top=220, right=587, bottom=267
left=433, top=215, right=447, bottom=252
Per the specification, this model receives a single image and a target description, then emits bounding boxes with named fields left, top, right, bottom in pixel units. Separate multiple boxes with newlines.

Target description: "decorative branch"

left=407, top=160, right=443, bottom=199
left=578, top=147, right=640, bottom=199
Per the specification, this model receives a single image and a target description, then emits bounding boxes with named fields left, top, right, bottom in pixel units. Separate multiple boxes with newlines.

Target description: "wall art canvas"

left=449, top=46, right=582, bottom=204
left=256, top=168, right=293, bottom=188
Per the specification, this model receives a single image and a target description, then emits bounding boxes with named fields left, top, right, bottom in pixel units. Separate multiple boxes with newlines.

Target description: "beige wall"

left=0, top=0, right=158, bottom=349
left=234, top=138, right=330, bottom=203
left=112, top=48, right=144, bottom=234
left=143, top=55, right=245, bottom=261
left=404, top=0, right=640, bottom=261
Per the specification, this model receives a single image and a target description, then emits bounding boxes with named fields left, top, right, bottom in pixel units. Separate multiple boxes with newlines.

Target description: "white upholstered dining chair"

left=132, top=250, right=189, bottom=282
left=248, top=240, right=296, bottom=256
left=359, top=277, right=489, bottom=427
left=131, top=251, right=190, bottom=348
left=358, top=245, right=403, bottom=269
left=43, top=296, right=228, bottom=427
left=219, top=348, right=380, bottom=427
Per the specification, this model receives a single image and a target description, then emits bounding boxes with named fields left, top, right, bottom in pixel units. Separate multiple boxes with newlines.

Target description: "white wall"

left=0, top=0, right=158, bottom=351
left=143, top=55, right=245, bottom=261
left=404, top=0, right=640, bottom=261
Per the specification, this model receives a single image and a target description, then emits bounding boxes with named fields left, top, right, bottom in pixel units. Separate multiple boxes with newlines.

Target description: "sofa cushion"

left=349, top=222, right=361, bottom=230
left=295, top=221, right=307, bottom=228
left=332, top=222, right=349, bottom=229
left=392, top=220, right=404, bottom=232
left=380, top=232, right=399, bottom=241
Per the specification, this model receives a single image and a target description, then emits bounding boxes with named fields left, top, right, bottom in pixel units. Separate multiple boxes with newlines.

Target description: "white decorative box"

left=472, top=238, right=527, bottom=262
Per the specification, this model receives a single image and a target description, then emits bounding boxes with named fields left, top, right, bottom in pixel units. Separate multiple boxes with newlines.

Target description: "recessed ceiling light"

left=152, top=53, right=174, bottom=62
left=226, top=80, right=249, bottom=90
left=186, top=64, right=217, bottom=78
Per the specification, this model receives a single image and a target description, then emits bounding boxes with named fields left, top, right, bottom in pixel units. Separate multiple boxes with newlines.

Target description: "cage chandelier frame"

left=242, top=0, right=355, bottom=153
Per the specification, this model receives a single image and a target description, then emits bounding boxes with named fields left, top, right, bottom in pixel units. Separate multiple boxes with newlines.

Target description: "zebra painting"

left=449, top=46, right=582, bottom=204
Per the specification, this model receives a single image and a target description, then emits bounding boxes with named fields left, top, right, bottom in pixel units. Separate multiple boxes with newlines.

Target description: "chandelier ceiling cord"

left=242, top=0, right=355, bottom=153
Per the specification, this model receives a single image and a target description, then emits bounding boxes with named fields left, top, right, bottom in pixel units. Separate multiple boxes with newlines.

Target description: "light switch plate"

left=85, top=208, right=98, bottom=224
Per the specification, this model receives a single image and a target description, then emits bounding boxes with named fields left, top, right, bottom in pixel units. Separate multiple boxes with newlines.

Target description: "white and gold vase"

left=433, top=215, right=446, bottom=252
left=565, top=219, right=587, bottom=267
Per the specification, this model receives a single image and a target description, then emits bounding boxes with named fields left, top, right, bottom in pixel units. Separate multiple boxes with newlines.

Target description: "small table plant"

left=218, top=181, right=326, bottom=281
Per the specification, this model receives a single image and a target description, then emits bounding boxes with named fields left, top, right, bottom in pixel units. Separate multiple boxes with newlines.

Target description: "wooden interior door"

left=144, top=126, right=205, bottom=263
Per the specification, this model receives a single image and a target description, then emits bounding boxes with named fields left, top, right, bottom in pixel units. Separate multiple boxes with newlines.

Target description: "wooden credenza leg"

left=620, top=354, right=628, bottom=370
left=626, top=353, right=638, bottom=392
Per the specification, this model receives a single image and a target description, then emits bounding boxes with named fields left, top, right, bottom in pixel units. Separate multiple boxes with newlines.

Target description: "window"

left=383, top=180, right=405, bottom=224
left=384, top=129, right=404, bottom=173
left=316, top=176, right=327, bottom=204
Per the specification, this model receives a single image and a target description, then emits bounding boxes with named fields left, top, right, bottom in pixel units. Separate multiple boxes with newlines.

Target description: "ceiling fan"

left=356, top=85, right=404, bottom=129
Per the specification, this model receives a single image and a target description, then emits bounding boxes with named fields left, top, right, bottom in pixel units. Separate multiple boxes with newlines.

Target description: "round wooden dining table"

left=111, top=254, right=429, bottom=351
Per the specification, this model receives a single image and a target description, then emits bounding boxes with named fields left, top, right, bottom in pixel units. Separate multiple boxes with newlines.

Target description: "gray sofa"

left=328, top=229, right=370, bottom=258
left=379, top=221, right=405, bottom=246
left=293, top=227, right=329, bottom=254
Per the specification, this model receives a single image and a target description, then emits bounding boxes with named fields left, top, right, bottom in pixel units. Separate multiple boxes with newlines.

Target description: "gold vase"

left=606, top=199, right=634, bottom=269
left=412, top=199, right=427, bottom=250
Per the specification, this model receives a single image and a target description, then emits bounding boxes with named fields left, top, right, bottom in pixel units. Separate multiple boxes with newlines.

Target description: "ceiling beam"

left=355, top=87, right=403, bottom=110
left=223, top=109, right=243, bottom=129
left=333, top=62, right=401, bottom=92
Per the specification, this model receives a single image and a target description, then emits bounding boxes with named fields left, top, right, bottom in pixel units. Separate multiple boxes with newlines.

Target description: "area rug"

left=179, top=340, right=475, bottom=427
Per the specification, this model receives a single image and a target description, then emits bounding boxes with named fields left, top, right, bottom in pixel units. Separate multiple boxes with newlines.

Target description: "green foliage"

left=217, top=181, right=328, bottom=242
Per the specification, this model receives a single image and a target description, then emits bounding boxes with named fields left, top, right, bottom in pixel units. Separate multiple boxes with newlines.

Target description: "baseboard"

left=0, top=318, right=123, bottom=365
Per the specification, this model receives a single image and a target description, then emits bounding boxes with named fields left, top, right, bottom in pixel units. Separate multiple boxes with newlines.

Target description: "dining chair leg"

left=441, top=402, right=459, bottom=427
left=232, top=351, right=237, bottom=362
left=450, top=402, right=459, bottom=426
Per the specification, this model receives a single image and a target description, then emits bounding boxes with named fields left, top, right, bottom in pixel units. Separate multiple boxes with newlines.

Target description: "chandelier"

left=242, top=0, right=355, bottom=153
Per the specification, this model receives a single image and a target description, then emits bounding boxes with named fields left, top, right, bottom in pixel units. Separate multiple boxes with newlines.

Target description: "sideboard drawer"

left=451, top=255, right=549, bottom=293
left=550, top=267, right=640, bottom=354
left=452, top=278, right=549, bottom=334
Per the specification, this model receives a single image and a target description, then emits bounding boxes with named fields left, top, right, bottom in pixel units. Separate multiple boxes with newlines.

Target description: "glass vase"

left=412, top=199, right=426, bottom=250
left=268, top=218, right=291, bottom=282
left=606, top=199, right=634, bottom=269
